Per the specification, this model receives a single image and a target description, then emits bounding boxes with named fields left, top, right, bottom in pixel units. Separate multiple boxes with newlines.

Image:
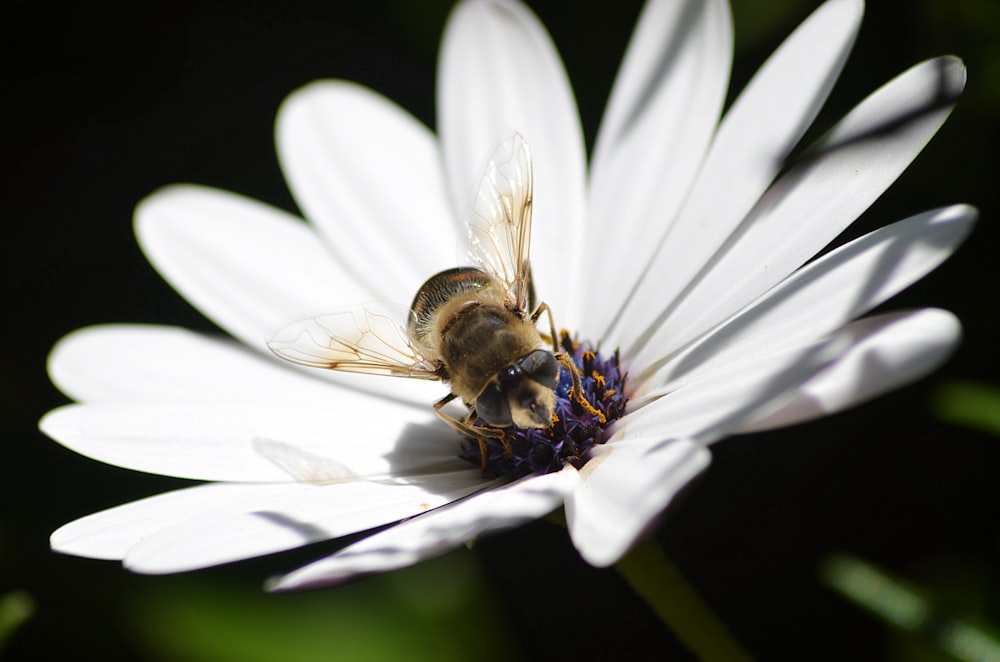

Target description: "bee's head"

left=476, top=349, right=560, bottom=429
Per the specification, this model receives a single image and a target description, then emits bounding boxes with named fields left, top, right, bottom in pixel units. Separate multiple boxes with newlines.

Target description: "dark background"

left=3, top=1, right=998, bottom=659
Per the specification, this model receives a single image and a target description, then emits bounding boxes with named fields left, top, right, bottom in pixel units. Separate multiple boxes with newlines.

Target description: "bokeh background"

left=3, top=0, right=999, bottom=659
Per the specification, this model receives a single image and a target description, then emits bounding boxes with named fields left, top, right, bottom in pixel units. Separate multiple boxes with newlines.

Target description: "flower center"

left=460, top=331, right=629, bottom=479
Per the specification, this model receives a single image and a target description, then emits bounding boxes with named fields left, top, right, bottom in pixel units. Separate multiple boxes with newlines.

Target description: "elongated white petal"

left=268, top=468, right=579, bottom=590
left=438, top=0, right=586, bottom=322
left=628, top=333, right=847, bottom=440
left=52, top=482, right=313, bottom=560
left=616, top=56, right=966, bottom=359
left=568, top=331, right=849, bottom=566
left=567, top=439, right=709, bottom=567
left=124, top=470, right=486, bottom=573
left=136, top=185, right=367, bottom=344
left=47, top=324, right=352, bottom=406
left=583, top=0, right=732, bottom=339
left=134, top=185, right=435, bottom=404
left=41, top=403, right=466, bottom=482
left=51, top=472, right=487, bottom=572
left=276, top=81, right=456, bottom=302
left=740, top=308, right=961, bottom=432
left=590, top=0, right=731, bottom=195
left=596, top=0, right=862, bottom=343
left=637, top=204, right=975, bottom=389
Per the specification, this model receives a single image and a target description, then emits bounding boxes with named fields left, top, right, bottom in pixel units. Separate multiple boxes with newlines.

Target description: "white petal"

left=567, top=330, right=849, bottom=566
left=52, top=482, right=307, bottom=560
left=48, top=324, right=346, bottom=406
left=41, top=402, right=467, bottom=482
left=636, top=204, right=975, bottom=389
left=566, top=439, right=709, bottom=567
left=438, top=0, right=586, bottom=322
left=134, top=185, right=435, bottom=404
left=582, top=0, right=733, bottom=339
left=268, top=468, right=579, bottom=590
left=136, top=185, right=367, bottom=344
left=596, top=0, right=862, bottom=343
left=740, top=308, right=962, bottom=432
left=627, top=332, right=847, bottom=440
left=590, top=0, right=731, bottom=198
left=615, top=56, right=966, bottom=360
left=276, top=81, right=456, bottom=302
left=124, top=470, right=486, bottom=573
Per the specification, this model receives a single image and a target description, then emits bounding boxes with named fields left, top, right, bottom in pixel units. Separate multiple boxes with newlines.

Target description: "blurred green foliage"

left=129, top=550, right=517, bottom=662
left=822, top=553, right=1000, bottom=662
left=0, top=591, right=35, bottom=651
left=818, top=378, right=1000, bottom=660
left=933, top=381, right=1000, bottom=437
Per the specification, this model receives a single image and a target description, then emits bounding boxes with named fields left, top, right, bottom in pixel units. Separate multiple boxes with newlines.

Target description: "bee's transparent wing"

left=267, top=303, right=441, bottom=379
left=466, top=133, right=534, bottom=314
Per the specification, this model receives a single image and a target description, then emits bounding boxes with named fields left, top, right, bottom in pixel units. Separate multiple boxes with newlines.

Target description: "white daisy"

left=42, top=0, right=974, bottom=591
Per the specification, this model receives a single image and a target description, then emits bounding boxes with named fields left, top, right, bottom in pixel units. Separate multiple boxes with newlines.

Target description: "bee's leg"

left=529, top=301, right=560, bottom=354
left=433, top=393, right=484, bottom=436
left=478, top=437, right=488, bottom=472
left=556, top=353, right=607, bottom=424
left=461, top=409, right=515, bottom=462
left=528, top=302, right=606, bottom=424
left=433, top=394, right=508, bottom=472
left=533, top=304, right=596, bottom=418
left=529, top=305, right=608, bottom=424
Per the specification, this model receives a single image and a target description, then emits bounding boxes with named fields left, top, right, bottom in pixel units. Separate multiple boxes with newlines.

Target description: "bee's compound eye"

left=497, top=365, right=520, bottom=388
left=476, top=383, right=513, bottom=426
left=517, top=349, right=559, bottom=389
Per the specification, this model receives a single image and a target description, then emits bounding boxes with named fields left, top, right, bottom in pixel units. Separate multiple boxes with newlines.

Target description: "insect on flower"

left=267, top=134, right=601, bottom=469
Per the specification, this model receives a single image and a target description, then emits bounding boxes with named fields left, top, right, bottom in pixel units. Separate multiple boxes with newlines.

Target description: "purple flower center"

left=460, top=332, right=629, bottom=479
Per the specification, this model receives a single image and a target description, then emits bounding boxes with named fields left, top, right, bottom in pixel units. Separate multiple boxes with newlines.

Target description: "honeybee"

left=268, top=134, right=588, bottom=463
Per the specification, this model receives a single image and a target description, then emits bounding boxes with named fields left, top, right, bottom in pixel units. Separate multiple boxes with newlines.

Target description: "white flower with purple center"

left=42, top=0, right=974, bottom=592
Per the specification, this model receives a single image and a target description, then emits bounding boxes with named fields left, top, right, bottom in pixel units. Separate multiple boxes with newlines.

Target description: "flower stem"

left=615, top=538, right=754, bottom=661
